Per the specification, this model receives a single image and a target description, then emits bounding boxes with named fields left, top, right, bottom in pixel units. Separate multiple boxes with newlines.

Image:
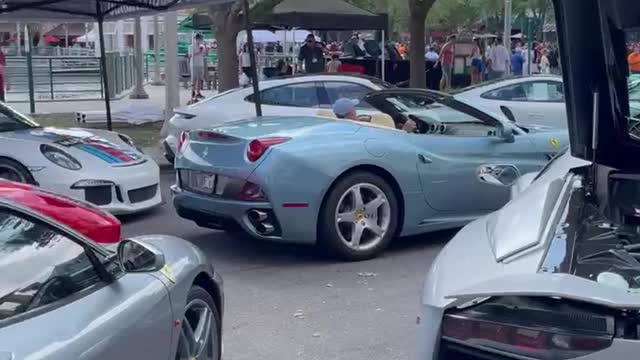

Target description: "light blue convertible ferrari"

left=172, top=89, right=568, bottom=260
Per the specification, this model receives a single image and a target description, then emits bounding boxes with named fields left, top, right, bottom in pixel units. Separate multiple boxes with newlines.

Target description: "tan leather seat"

left=369, top=113, right=396, bottom=128
left=316, top=109, right=337, bottom=119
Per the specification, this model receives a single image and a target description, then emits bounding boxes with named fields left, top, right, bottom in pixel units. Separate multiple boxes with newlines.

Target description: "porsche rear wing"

left=445, top=273, right=640, bottom=310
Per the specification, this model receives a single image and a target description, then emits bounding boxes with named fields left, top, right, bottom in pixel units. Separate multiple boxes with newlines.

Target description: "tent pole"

left=97, top=12, right=113, bottom=131
left=243, top=0, right=262, bottom=116
left=381, top=29, right=386, bottom=82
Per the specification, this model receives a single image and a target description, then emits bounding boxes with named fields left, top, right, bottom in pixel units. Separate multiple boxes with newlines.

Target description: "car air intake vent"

left=128, top=184, right=158, bottom=203
left=85, top=186, right=112, bottom=206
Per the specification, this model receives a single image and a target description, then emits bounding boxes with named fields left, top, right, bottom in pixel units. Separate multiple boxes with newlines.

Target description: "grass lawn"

left=30, top=113, right=163, bottom=149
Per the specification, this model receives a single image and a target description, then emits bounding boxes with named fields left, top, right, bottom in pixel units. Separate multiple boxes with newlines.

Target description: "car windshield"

left=0, top=103, right=40, bottom=132
left=383, top=95, right=485, bottom=124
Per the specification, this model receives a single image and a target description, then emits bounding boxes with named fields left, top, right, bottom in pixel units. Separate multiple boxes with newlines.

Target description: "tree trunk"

left=209, top=1, right=243, bottom=92
left=216, top=31, right=239, bottom=91
left=408, top=0, right=435, bottom=88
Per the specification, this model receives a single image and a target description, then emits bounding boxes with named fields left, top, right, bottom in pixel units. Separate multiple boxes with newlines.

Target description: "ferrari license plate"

left=190, top=172, right=216, bottom=193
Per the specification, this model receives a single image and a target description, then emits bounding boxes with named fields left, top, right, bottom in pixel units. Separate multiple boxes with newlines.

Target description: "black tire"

left=0, top=158, right=35, bottom=184
left=177, top=285, right=222, bottom=360
left=319, top=171, right=398, bottom=261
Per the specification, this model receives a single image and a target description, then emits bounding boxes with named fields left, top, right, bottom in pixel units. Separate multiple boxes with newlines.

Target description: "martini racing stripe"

left=78, top=144, right=122, bottom=163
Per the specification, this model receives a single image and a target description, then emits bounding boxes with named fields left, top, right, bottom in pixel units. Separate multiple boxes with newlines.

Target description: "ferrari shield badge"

left=159, top=264, right=176, bottom=283
left=549, top=137, right=560, bottom=149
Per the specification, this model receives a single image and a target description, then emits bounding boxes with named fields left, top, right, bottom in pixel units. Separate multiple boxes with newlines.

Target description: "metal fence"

left=4, top=53, right=136, bottom=103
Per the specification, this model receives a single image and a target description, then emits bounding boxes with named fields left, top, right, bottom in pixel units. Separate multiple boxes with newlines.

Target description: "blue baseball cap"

left=332, top=98, right=359, bottom=117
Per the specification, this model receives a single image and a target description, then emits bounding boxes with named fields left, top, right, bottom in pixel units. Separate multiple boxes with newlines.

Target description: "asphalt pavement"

left=120, top=167, right=454, bottom=360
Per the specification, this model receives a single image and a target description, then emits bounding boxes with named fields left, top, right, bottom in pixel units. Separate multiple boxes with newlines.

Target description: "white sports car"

left=162, top=73, right=392, bottom=162
left=453, top=74, right=567, bottom=128
left=0, top=103, right=161, bottom=214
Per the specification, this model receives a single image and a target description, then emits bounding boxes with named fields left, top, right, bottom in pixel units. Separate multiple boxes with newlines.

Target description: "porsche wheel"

left=175, top=286, right=221, bottom=360
left=319, top=172, right=398, bottom=261
left=0, top=158, right=34, bottom=184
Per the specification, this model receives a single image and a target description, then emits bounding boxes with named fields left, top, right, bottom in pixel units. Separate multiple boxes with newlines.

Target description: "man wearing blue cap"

left=332, top=98, right=361, bottom=120
left=332, top=98, right=417, bottom=132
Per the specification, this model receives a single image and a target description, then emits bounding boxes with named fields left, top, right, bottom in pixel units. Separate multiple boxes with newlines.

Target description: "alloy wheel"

left=334, top=183, right=391, bottom=252
left=175, top=298, right=217, bottom=360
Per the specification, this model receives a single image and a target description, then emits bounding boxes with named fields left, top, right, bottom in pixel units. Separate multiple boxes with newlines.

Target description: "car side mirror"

left=117, top=239, right=165, bottom=273
left=496, top=122, right=515, bottom=143
left=477, top=164, right=521, bottom=187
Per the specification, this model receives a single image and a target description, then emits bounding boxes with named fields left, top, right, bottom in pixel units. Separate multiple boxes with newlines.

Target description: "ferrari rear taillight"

left=246, top=137, right=290, bottom=162
left=441, top=297, right=614, bottom=360
left=177, top=131, right=189, bottom=153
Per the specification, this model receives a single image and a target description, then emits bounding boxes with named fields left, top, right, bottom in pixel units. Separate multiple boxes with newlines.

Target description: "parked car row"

left=2, top=1, right=639, bottom=359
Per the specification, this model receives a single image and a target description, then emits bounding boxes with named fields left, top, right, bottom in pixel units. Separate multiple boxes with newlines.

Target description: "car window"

left=0, top=208, right=103, bottom=321
left=384, top=94, right=488, bottom=125
left=323, top=82, right=374, bottom=109
left=0, top=104, right=39, bottom=132
left=259, top=83, right=321, bottom=108
left=482, top=81, right=565, bottom=102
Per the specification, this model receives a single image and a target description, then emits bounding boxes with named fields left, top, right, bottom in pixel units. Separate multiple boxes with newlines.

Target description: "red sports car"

left=0, top=180, right=121, bottom=244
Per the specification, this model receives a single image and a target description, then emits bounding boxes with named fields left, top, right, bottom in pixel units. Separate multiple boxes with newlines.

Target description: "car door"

left=0, top=204, right=173, bottom=360
left=365, top=90, right=549, bottom=214
left=481, top=80, right=567, bottom=128
left=250, top=81, right=324, bottom=117
left=319, top=81, right=380, bottom=116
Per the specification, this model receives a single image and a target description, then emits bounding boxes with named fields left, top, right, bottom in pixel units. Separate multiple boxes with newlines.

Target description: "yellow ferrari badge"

left=550, top=137, right=560, bottom=149
left=160, top=264, right=176, bottom=283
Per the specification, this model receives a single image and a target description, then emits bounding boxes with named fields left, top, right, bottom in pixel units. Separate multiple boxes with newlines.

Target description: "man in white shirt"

left=488, top=37, right=510, bottom=80
left=189, top=34, right=206, bottom=99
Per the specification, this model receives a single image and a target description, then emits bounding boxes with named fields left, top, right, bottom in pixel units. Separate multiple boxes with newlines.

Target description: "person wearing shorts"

left=189, top=34, right=206, bottom=99
left=438, top=35, right=456, bottom=92
left=470, top=40, right=483, bottom=84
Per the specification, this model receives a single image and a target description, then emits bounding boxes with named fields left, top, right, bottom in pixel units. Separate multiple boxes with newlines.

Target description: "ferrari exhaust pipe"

left=248, top=210, right=268, bottom=222
left=256, top=223, right=274, bottom=235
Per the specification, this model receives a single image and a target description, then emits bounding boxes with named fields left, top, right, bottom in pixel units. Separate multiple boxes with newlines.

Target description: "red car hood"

left=0, top=181, right=121, bottom=244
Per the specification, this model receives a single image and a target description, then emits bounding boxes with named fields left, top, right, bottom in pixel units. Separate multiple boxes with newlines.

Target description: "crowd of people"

left=419, top=36, right=562, bottom=92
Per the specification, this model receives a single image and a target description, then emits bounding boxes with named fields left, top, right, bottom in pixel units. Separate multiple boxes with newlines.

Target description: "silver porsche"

left=0, top=198, right=223, bottom=360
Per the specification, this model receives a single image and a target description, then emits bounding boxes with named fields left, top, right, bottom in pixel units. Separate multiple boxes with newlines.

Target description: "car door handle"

left=418, top=154, right=432, bottom=164
left=527, top=112, right=544, bottom=117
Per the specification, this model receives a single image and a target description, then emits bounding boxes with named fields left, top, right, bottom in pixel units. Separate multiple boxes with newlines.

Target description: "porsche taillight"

left=246, top=137, right=290, bottom=162
left=441, top=297, right=614, bottom=360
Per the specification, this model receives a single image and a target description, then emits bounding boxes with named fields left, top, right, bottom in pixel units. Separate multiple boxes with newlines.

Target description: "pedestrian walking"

left=298, top=34, right=329, bottom=74
left=425, top=46, right=440, bottom=90
left=539, top=49, right=551, bottom=74
left=511, top=46, right=524, bottom=76
left=438, top=35, right=456, bottom=92
left=470, top=40, right=483, bottom=84
left=189, top=33, right=206, bottom=99
left=487, top=37, right=510, bottom=80
left=239, top=43, right=252, bottom=79
left=0, top=49, right=9, bottom=102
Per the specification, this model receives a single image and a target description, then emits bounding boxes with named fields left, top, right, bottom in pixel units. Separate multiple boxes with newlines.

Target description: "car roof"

left=453, top=75, right=563, bottom=95
left=0, top=181, right=121, bottom=244
left=258, top=73, right=389, bottom=88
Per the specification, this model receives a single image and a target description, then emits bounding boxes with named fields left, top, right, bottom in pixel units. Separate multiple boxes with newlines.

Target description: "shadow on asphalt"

left=184, top=228, right=455, bottom=268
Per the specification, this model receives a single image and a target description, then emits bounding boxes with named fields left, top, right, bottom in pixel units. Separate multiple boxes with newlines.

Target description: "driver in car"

left=332, top=98, right=417, bottom=133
